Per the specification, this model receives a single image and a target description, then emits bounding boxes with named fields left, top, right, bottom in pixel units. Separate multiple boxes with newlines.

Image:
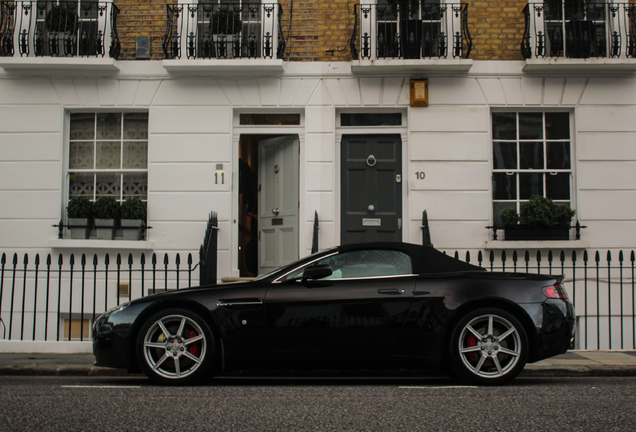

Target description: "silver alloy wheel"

left=457, top=313, right=522, bottom=379
left=142, top=314, right=207, bottom=380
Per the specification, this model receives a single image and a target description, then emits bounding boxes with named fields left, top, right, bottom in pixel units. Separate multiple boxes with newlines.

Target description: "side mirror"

left=302, top=264, right=332, bottom=282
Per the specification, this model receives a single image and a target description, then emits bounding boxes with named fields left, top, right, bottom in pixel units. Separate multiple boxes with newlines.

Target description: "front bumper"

left=92, top=301, right=148, bottom=371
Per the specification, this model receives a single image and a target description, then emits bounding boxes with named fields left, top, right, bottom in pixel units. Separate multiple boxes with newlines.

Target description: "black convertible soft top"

left=337, top=242, right=484, bottom=275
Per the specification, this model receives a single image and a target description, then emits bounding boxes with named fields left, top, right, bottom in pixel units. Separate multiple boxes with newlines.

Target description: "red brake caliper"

left=466, top=334, right=478, bottom=363
left=188, top=330, right=200, bottom=357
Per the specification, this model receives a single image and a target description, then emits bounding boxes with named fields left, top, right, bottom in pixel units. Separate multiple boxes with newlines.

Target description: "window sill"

left=162, top=59, right=284, bottom=76
left=523, top=58, right=636, bottom=75
left=485, top=239, right=589, bottom=250
left=0, top=57, right=119, bottom=73
left=48, top=238, right=156, bottom=251
left=351, top=59, right=473, bottom=75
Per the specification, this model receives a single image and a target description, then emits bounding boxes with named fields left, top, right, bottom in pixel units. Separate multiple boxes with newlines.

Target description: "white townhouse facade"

left=0, top=0, right=635, bottom=348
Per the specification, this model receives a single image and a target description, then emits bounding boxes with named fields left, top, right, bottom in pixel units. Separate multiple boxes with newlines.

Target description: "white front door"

left=258, top=135, right=299, bottom=275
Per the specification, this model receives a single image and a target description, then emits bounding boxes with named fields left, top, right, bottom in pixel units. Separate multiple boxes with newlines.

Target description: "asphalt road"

left=1, top=375, right=635, bottom=431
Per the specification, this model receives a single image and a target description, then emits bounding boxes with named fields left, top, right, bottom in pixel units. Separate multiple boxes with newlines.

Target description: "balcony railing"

left=522, top=2, right=636, bottom=59
left=351, top=1, right=472, bottom=60
left=163, top=2, right=285, bottom=60
left=0, top=0, right=120, bottom=58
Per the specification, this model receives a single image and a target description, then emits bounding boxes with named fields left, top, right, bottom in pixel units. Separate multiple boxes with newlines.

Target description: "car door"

left=261, top=249, right=416, bottom=352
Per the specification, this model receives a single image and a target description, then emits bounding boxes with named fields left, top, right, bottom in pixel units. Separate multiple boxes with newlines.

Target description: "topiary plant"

left=120, top=197, right=147, bottom=221
left=67, top=196, right=94, bottom=218
left=93, top=197, right=120, bottom=220
left=520, top=196, right=575, bottom=227
left=499, top=208, right=519, bottom=227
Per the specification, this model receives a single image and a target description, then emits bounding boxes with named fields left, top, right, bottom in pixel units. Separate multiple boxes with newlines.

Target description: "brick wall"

left=466, top=0, right=526, bottom=61
left=116, top=1, right=166, bottom=60
left=279, top=0, right=353, bottom=62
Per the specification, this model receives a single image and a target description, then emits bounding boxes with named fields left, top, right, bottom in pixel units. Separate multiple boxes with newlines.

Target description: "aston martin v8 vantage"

left=93, top=242, right=575, bottom=385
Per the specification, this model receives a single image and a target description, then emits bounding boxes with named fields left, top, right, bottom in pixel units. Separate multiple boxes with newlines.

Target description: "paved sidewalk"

left=1, top=351, right=635, bottom=378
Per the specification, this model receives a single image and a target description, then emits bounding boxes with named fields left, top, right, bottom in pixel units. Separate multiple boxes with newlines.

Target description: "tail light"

left=542, top=283, right=569, bottom=300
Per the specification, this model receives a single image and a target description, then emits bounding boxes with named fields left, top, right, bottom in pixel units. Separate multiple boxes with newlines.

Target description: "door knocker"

left=366, top=155, right=377, bottom=167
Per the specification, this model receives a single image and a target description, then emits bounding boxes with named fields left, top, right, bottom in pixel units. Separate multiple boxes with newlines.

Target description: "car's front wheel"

left=136, top=308, right=214, bottom=385
left=450, top=308, right=528, bottom=385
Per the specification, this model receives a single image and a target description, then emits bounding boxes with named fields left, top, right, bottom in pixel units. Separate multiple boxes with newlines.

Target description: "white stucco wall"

left=1, top=61, right=636, bottom=281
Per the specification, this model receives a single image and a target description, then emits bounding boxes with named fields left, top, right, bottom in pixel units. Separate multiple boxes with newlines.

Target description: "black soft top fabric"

left=337, top=242, right=484, bottom=275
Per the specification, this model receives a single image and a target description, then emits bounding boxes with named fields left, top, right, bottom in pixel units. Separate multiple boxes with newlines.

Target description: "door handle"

left=272, top=208, right=279, bottom=216
left=378, top=288, right=403, bottom=295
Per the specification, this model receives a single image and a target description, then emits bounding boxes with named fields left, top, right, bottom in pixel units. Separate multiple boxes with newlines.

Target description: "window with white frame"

left=492, top=112, right=572, bottom=225
left=68, top=113, right=148, bottom=202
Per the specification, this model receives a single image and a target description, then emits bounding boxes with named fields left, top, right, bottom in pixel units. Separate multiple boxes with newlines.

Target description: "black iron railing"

left=352, top=1, right=472, bottom=60
left=522, top=1, right=636, bottom=59
left=199, top=211, right=218, bottom=286
left=163, top=2, right=285, bottom=60
left=0, top=251, right=197, bottom=342
left=1, top=247, right=635, bottom=350
left=0, top=0, right=120, bottom=58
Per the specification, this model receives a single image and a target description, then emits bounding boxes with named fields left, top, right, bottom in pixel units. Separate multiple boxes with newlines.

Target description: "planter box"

left=504, top=225, right=570, bottom=241
left=68, top=218, right=90, bottom=239
left=120, top=219, right=144, bottom=240
left=94, top=218, right=115, bottom=240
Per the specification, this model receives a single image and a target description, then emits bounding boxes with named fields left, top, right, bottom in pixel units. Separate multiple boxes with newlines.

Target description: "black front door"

left=341, top=134, right=402, bottom=244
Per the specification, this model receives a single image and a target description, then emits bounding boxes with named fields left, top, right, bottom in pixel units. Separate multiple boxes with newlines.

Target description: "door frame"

left=335, top=110, right=409, bottom=245
left=231, top=112, right=305, bottom=279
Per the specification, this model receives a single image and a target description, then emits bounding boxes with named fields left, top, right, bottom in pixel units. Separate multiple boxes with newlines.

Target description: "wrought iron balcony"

left=163, top=2, right=285, bottom=60
left=351, top=1, right=472, bottom=60
left=522, top=1, right=636, bottom=59
left=0, top=1, right=120, bottom=59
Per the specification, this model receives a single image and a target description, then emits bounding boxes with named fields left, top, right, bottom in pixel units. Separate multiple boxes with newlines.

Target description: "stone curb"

left=2, top=364, right=636, bottom=378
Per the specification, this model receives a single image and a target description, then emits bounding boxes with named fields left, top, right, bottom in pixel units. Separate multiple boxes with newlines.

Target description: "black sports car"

left=93, top=242, right=575, bottom=385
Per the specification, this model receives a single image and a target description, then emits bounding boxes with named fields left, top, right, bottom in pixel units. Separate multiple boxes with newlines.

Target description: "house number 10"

left=415, top=172, right=425, bottom=180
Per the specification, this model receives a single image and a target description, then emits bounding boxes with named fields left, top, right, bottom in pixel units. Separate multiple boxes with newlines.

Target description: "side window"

left=292, top=250, right=412, bottom=281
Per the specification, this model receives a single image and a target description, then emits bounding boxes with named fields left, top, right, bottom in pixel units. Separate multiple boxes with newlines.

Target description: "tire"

left=136, top=308, right=215, bottom=385
left=449, top=308, right=528, bottom=385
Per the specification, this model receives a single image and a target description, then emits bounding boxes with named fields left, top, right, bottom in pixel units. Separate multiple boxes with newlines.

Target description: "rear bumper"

left=528, top=299, right=576, bottom=362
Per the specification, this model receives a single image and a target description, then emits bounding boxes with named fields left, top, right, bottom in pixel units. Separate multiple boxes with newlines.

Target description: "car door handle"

left=378, top=289, right=404, bottom=295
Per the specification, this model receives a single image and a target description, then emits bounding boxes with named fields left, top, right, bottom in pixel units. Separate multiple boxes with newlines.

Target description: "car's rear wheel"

left=136, top=308, right=214, bottom=385
left=450, top=308, right=528, bottom=385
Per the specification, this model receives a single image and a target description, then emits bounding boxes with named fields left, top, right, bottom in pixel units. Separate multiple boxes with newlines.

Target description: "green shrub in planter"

left=67, top=196, right=94, bottom=219
left=120, top=197, right=147, bottom=220
left=94, top=197, right=120, bottom=240
left=499, top=208, right=519, bottom=227
left=120, top=198, right=147, bottom=240
left=520, top=196, right=575, bottom=227
left=94, top=197, right=120, bottom=219
left=500, top=196, right=576, bottom=241
left=66, top=196, right=93, bottom=239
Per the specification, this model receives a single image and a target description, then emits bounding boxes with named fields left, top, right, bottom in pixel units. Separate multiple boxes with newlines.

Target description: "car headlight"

left=96, top=302, right=130, bottom=321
